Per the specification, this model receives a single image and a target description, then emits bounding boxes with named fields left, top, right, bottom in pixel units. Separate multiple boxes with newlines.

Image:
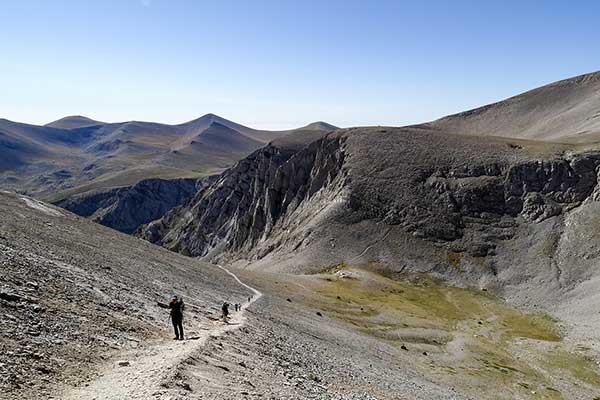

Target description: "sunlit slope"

left=427, top=71, right=600, bottom=141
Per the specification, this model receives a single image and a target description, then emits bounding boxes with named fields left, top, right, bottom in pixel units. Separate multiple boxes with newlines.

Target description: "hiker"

left=169, top=295, right=185, bottom=340
left=221, top=302, right=230, bottom=323
left=248, top=295, right=252, bottom=303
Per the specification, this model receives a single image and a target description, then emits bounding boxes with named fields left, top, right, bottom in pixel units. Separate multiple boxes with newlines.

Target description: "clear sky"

left=1, top=0, right=599, bottom=129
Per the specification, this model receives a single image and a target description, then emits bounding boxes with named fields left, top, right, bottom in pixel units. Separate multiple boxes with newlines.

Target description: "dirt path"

left=61, top=265, right=262, bottom=400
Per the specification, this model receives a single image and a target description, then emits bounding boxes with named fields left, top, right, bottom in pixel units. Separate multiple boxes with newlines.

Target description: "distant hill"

left=175, top=114, right=338, bottom=143
left=426, top=71, right=600, bottom=141
left=0, top=114, right=337, bottom=200
left=46, top=115, right=105, bottom=129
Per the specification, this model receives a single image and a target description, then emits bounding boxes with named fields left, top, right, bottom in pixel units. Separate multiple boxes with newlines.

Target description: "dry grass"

left=300, top=265, right=599, bottom=399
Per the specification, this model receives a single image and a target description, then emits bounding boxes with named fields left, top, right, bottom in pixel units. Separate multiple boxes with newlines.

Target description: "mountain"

left=48, top=125, right=332, bottom=232
left=302, top=121, right=338, bottom=131
left=176, top=114, right=338, bottom=143
left=0, top=128, right=48, bottom=170
left=133, top=72, right=600, bottom=399
left=162, top=122, right=265, bottom=170
left=139, top=73, right=600, bottom=393
left=0, top=114, right=337, bottom=201
left=7, top=73, right=600, bottom=399
left=46, top=115, right=105, bottom=129
left=0, top=118, right=93, bottom=148
left=142, top=72, right=600, bottom=268
left=426, top=71, right=600, bottom=141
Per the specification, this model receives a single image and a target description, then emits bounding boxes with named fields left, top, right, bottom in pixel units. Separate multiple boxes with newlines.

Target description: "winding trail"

left=62, top=265, right=262, bottom=400
left=216, top=264, right=263, bottom=306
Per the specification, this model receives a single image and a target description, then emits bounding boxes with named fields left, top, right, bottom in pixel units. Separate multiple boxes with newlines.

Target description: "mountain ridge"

left=0, top=114, right=337, bottom=200
left=425, top=70, right=600, bottom=141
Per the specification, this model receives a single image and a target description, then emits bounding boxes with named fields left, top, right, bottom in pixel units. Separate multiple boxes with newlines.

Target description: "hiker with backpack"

left=169, top=295, right=185, bottom=340
left=221, top=302, right=230, bottom=323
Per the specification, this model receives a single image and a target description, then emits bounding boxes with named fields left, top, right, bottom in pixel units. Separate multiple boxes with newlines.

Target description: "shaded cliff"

left=55, top=177, right=214, bottom=233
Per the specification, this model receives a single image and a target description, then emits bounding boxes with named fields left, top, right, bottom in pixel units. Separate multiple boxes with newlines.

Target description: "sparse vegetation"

left=306, top=264, right=600, bottom=398
left=318, top=262, right=347, bottom=275
left=545, top=348, right=600, bottom=386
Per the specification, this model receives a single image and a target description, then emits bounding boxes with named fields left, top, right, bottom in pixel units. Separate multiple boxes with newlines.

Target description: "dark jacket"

left=169, top=299, right=185, bottom=319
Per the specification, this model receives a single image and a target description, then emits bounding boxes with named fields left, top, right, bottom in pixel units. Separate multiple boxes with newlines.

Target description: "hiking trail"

left=61, top=265, right=262, bottom=400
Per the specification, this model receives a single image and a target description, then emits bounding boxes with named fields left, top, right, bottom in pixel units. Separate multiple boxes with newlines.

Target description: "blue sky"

left=1, top=0, right=599, bottom=129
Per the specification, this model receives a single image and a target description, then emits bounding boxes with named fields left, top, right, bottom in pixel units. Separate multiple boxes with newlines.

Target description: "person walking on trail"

left=222, top=302, right=230, bottom=323
left=169, top=295, right=185, bottom=340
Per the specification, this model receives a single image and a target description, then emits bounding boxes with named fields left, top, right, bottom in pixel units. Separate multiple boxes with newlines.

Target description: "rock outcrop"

left=56, top=177, right=214, bottom=233
left=142, top=137, right=345, bottom=257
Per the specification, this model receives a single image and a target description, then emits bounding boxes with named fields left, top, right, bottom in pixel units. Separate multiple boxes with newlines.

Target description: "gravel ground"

left=0, top=192, right=250, bottom=400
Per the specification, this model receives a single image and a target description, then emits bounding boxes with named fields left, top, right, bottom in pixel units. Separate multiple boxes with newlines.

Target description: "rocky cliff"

left=55, top=177, right=214, bottom=233
left=140, top=127, right=600, bottom=291
left=142, top=136, right=345, bottom=258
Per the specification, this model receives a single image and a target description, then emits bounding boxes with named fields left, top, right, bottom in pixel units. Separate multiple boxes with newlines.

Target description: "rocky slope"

left=54, top=176, right=216, bottom=233
left=143, top=127, right=600, bottom=271
left=427, top=70, right=600, bottom=141
left=0, top=191, right=252, bottom=399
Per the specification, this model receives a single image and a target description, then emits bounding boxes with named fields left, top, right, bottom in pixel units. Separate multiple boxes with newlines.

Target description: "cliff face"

left=350, top=151, right=600, bottom=256
left=55, top=177, right=212, bottom=234
left=142, top=137, right=346, bottom=257
left=141, top=128, right=600, bottom=282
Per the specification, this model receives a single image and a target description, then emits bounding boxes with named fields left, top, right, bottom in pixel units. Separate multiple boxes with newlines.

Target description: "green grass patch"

left=315, top=267, right=560, bottom=343
left=545, top=348, right=600, bottom=387
left=306, top=265, right=595, bottom=398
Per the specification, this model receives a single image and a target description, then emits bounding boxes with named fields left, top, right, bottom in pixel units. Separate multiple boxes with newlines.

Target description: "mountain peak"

left=301, top=121, right=338, bottom=131
left=189, top=113, right=224, bottom=123
left=46, top=115, right=105, bottom=129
